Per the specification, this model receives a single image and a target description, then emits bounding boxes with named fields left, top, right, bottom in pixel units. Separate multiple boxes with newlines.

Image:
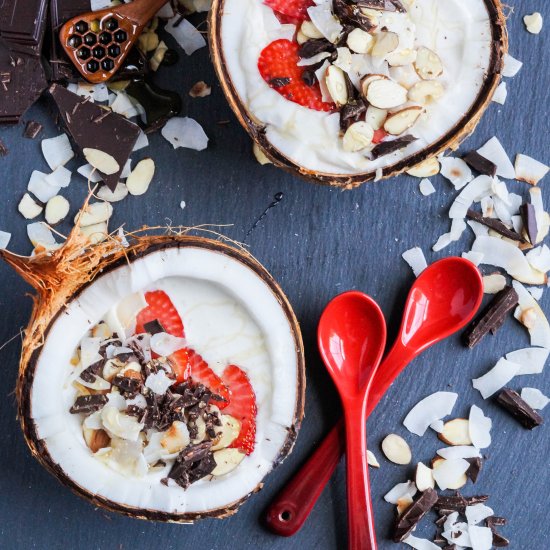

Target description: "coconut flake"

left=0, top=230, right=11, bottom=249
left=472, top=236, right=546, bottom=285
left=432, top=219, right=466, bottom=252
left=524, top=12, right=543, bottom=34
left=419, top=178, right=435, bottom=196
left=97, top=182, right=128, bottom=203
left=520, top=387, right=549, bottom=410
left=28, top=170, right=60, bottom=203
left=430, top=420, right=444, bottom=433
left=432, top=458, right=470, bottom=491
left=402, top=535, right=440, bottom=550
left=449, top=175, right=493, bottom=219
left=101, top=406, right=143, bottom=441
left=165, top=16, right=206, bottom=55
left=27, top=222, right=58, bottom=250
left=307, top=3, right=343, bottom=44
left=513, top=280, right=550, bottom=348
left=41, top=134, right=74, bottom=170
left=437, top=446, right=481, bottom=460
left=383, top=480, right=417, bottom=504
left=528, top=287, right=544, bottom=301
left=465, top=503, right=494, bottom=526
left=527, top=245, right=550, bottom=273
left=161, top=117, right=209, bottom=151
left=462, top=251, right=484, bottom=266
left=18, top=193, right=43, bottom=219
left=469, top=525, right=493, bottom=550
left=468, top=220, right=489, bottom=238
left=75, top=202, right=113, bottom=227
left=44, top=165, right=72, bottom=188
left=297, top=51, right=332, bottom=66
left=529, top=187, right=547, bottom=243
left=502, top=53, right=523, bottom=77
left=45, top=195, right=70, bottom=225
left=515, top=154, right=549, bottom=185
left=145, top=370, right=174, bottom=396
left=477, top=137, right=515, bottom=179
left=77, top=164, right=103, bottom=183
left=440, top=157, right=473, bottom=190
left=468, top=405, right=492, bottom=449
left=150, top=333, right=187, bottom=356
left=483, top=273, right=507, bottom=294
left=506, top=347, right=549, bottom=375
left=472, top=357, right=522, bottom=398
left=133, top=129, right=149, bottom=151
left=403, top=391, right=458, bottom=436
left=492, top=82, right=507, bottom=105
left=402, top=247, right=427, bottom=277
left=443, top=522, right=471, bottom=547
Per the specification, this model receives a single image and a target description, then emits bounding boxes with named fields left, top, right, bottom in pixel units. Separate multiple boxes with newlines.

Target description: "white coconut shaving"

left=419, top=178, right=435, bottom=196
left=440, top=157, right=473, bottom=190
left=477, top=137, right=515, bottom=180
left=28, top=170, right=60, bottom=203
left=111, top=92, right=141, bottom=119
left=513, top=280, right=550, bottom=348
left=466, top=503, right=494, bottom=526
left=432, top=219, right=466, bottom=252
left=27, top=222, right=58, bottom=250
left=432, top=458, right=470, bottom=491
left=120, top=159, right=132, bottom=179
left=526, top=245, right=550, bottom=274
left=402, top=247, right=428, bottom=277
left=383, top=480, right=417, bottom=504
left=529, top=187, right=548, bottom=243
left=403, top=391, right=457, bottom=436
left=449, top=175, right=493, bottom=219
left=133, top=129, right=149, bottom=151
left=145, top=370, right=174, bottom=396
left=468, top=220, right=489, bottom=238
left=472, top=236, right=546, bottom=285
left=520, top=387, right=549, bottom=410
left=436, top=446, right=480, bottom=460
left=443, top=522, right=471, bottom=547
left=150, top=333, right=187, bottom=357
left=483, top=273, right=507, bottom=294
left=528, top=287, right=544, bottom=301
left=468, top=405, right=492, bottom=449
left=101, top=405, right=144, bottom=441
left=524, top=12, right=543, bottom=35
left=502, top=53, right=523, bottom=77
left=41, top=134, right=74, bottom=170
left=77, top=164, right=103, bottom=183
left=161, top=117, right=209, bottom=151
left=506, top=347, right=548, bottom=375
left=307, top=3, right=343, bottom=44
left=462, top=251, right=484, bottom=266
left=472, top=357, right=522, bottom=399
left=0, top=230, right=11, bottom=249
left=468, top=525, right=494, bottom=550
left=165, top=16, right=206, bottom=55
left=491, top=82, right=507, bottom=105
left=44, top=165, right=72, bottom=188
left=515, top=154, right=549, bottom=185
left=429, top=420, right=444, bottom=433
left=297, top=51, right=332, bottom=66
left=403, top=535, right=440, bottom=550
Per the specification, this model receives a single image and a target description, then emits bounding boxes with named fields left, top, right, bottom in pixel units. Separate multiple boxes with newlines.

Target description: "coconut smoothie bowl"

left=210, top=0, right=507, bottom=187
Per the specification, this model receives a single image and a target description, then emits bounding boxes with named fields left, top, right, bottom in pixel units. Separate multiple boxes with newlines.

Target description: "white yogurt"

left=220, top=0, right=492, bottom=175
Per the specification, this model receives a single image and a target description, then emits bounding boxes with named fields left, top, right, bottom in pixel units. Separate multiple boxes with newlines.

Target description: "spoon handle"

left=344, top=400, right=377, bottom=550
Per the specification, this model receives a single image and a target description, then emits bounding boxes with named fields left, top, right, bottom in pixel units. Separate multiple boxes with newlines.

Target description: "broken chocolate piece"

left=298, top=39, right=335, bottom=60
left=0, top=139, right=7, bottom=156
left=334, top=0, right=377, bottom=32
left=434, top=493, right=488, bottom=513
left=70, top=394, right=108, bottom=414
left=462, top=286, right=518, bottom=348
left=49, top=84, right=140, bottom=191
left=112, top=374, right=142, bottom=396
left=269, top=77, right=291, bottom=88
left=79, top=359, right=105, bottom=383
left=495, top=388, right=543, bottom=429
left=372, top=135, right=417, bottom=159
left=340, top=100, right=367, bottom=131
left=356, top=0, right=406, bottom=12
left=466, top=457, right=482, bottom=483
left=0, top=0, right=49, bottom=53
left=466, top=209, right=527, bottom=244
left=143, top=319, right=166, bottom=335
left=23, top=120, right=43, bottom=139
left=392, top=488, right=438, bottom=542
left=520, top=203, right=538, bottom=245
left=486, top=516, right=507, bottom=528
left=492, top=533, right=510, bottom=547
left=463, top=151, right=497, bottom=177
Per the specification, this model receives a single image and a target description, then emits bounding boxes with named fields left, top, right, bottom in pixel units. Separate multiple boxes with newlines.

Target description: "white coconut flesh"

left=219, top=0, right=494, bottom=176
left=29, top=246, right=300, bottom=516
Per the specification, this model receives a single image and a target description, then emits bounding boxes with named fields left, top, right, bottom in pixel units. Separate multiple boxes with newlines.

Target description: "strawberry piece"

left=135, top=290, right=184, bottom=338
left=258, top=39, right=334, bottom=112
left=221, top=365, right=257, bottom=455
left=373, top=129, right=388, bottom=144
left=264, top=0, right=314, bottom=22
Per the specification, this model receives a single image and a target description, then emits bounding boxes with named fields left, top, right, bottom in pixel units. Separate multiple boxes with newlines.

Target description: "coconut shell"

left=208, top=0, right=508, bottom=189
left=0, top=226, right=306, bottom=522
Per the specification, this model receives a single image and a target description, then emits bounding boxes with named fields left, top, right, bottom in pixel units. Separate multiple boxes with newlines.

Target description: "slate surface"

left=0, top=3, right=548, bottom=549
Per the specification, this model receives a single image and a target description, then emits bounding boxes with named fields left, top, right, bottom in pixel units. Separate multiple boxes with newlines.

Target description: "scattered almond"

left=45, top=195, right=70, bottom=225
left=83, top=428, right=111, bottom=453
left=371, top=31, right=399, bottom=57
left=211, top=415, right=241, bottom=451
left=438, top=418, right=472, bottom=446
left=415, top=462, right=435, bottom=491
left=408, top=80, right=444, bottom=104
left=253, top=142, right=272, bottom=165
left=80, top=221, right=109, bottom=244
left=381, top=434, right=412, bottom=465
left=75, top=202, right=113, bottom=227
left=325, top=65, right=349, bottom=106
left=432, top=457, right=468, bottom=490
left=367, top=79, right=408, bottom=109
left=384, top=106, right=423, bottom=135
left=342, top=122, right=374, bottom=152
left=386, top=48, right=417, bottom=67
left=301, top=20, right=324, bottom=40
left=211, top=448, right=245, bottom=476
left=367, top=449, right=380, bottom=468
left=406, top=157, right=441, bottom=177
left=347, top=28, right=373, bottom=54
left=366, top=105, right=387, bottom=130
left=126, top=158, right=155, bottom=196
left=414, top=47, right=444, bottom=79
left=83, top=148, right=120, bottom=176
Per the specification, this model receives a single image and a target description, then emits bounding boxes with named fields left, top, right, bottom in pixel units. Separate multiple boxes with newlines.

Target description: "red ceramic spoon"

left=318, top=291, right=387, bottom=550
left=266, top=257, right=483, bottom=537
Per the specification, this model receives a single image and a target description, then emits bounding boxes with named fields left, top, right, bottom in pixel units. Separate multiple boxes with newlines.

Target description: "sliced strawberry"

left=258, top=39, right=334, bottom=112
left=264, top=0, right=314, bottom=22
left=135, top=290, right=184, bottom=338
left=221, top=365, right=257, bottom=455
left=273, top=11, right=303, bottom=26
left=373, top=129, right=388, bottom=144
left=168, top=348, right=192, bottom=383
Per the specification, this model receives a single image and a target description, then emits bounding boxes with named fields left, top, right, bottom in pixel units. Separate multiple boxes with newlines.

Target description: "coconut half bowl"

left=1, top=232, right=305, bottom=522
left=209, top=0, right=507, bottom=189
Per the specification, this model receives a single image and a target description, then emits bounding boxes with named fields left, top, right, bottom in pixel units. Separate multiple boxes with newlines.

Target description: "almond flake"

left=366, top=79, right=408, bottom=109
left=342, top=122, right=374, bottom=152
left=414, top=47, right=443, bottom=80
left=347, top=28, right=373, bottom=54
left=384, top=480, right=417, bottom=504
left=325, top=65, right=348, bottom=106
left=253, top=142, right=272, bottom=165
left=381, top=433, right=411, bottom=465
left=45, top=195, right=70, bottom=225
left=438, top=418, right=472, bottom=446
left=367, top=449, right=380, bottom=468
left=75, top=201, right=113, bottom=227
left=406, top=157, right=440, bottom=178
left=83, top=148, right=120, bottom=175
left=371, top=31, right=399, bottom=57
left=483, top=273, right=507, bottom=294
left=384, top=106, right=423, bottom=135
left=365, top=105, right=387, bottom=130
left=407, top=80, right=444, bottom=104
left=18, top=193, right=43, bottom=219
left=432, top=458, right=469, bottom=491
left=126, top=158, right=155, bottom=196
left=415, top=462, right=434, bottom=491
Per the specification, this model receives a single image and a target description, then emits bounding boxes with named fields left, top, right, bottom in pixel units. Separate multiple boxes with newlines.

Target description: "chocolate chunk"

left=269, top=77, right=291, bottom=88
left=298, top=39, right=335, bottom=60
left=392, top=488, right=438, bottom=542
left=495, top=388, right=543, bottom=429
left=356, top=0, right=406, bottom=11
left=434, top=493, right=489, bottom=513
left=49, top=84, right=140, bottom=191
left=333, top=0, right=377, bottom=32
left=0, top=0, right=49, bottom=53
left=0, top=139, right=8, bottom=156
left=466, top=457, right=482, bottom=483
left=79, top=359, right=105, bottom=383
left=302, top=68, right=318, bottom=87
left=143, top=319, right=166, bottom=336
left=520, top=203, right=538, bottom=245
left=462, top=286, right=518, bottom=348
left=112, top=374, right=142, bottom=396
left=339, top=100, right=367, bottom=131
left=463, top=151, right=497, bottom=177
left=466, top=209, right=527, bottom=244
left=70, top=394, right=108, bottom=414
left=492, top=533, right=510, bottom=547
left=372, top=135, right=417, bottom=159
left=23, top=120, right=43, bottom=139
left=486, top=516, right=507, bottom=528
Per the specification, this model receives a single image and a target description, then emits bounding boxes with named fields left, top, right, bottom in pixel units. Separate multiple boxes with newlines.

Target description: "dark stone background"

left=0, top=2, right=548, bottom=549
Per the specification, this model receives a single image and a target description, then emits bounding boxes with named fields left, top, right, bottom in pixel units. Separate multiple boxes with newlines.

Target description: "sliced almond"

left=45, top=195, right=70, bottom=225
left=406, top=157, right=441, bottom=177
left=253, top=142, right=272, bottom=165
left=83, top=428, right=111, bottom=453
left=384, top=106, right=423, bottom=135
left=414, top=47, right=444, bottom=80
left=381, top=434, right=412, bottom=465
left=408, top=80, right=445, bottom=104
left=296, top=30, right=308, bottom=45
left=126, top=158, right=155, bottom=196
left=80, top=221, right=108, bottom=244
left=387, top=48, right=417, bottom=67
left=301, top=20, right=324, bottom=39
left=325, top=65, right=349, bottom=106
left=211, top=448, right=245, bottom=476
left=97, top=182, right=129, bottom=203
left=415, top=462, right=435, bottom=491
left=342, top=121, right=374, bottom=152
left=359, top=7, right=380, bottom=26
left=189, top=80, right=212, bottom=98
left=371, top=31, right=399, bottom=57
left=18, top=193, right=43, bottom=219
left=83, top=148, right=120, bottom=176
left=360, top=74, right=388, bottom=99
left=347, top=28, right=373, bottom=54
left=160, top=421, right=189, bottom=454
left=150, top=40, right=168, bottom=71
left=365, top=105, right=388, bottom=130
left=438, top=418, right=472, bottom=446
left=367, top=449, right=380, bottom=468
left=483, top=273, right=507, bottom=294
left=211, top=415, right=241, bottom=451
left=190, top=415, right=206, bottom=443
left=75, top=201, right=113, bottom=227
left=367, top=79, right=408, bottom=109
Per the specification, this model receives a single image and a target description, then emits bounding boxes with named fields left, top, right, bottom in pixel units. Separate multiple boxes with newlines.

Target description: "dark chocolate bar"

left=0, top=0, right=49, bottom=53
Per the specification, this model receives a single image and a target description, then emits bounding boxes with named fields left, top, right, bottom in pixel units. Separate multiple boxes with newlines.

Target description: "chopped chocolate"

left=79, top=359, right=105, bottom=383
left=486, top=516, right=507, bottom=528
left=142, top=319, right=166, bottom=336
left=356, top=0, right=405, bottom=11
left=463, top=151, right=497, bottom=177
left=302, top=69, right=318, bottom=87
left=269, top=77, right=291, bottom=88
left=371, top=135, right=417, bottom=159
left=435, top=515, right=448, bottom=526
left=70, top=394, right=108, bottom=414
left=462, top=286, right=518, bottom=348
left=495, top=388, right=543, bottom=429
left=166, top=441, right=214, bottom=489
left=298, top=39, right=335, bottom=60
left=520, top=203, right=538, bottom=245
left=392, top=488, right=438, bottom=542
left=492, top=533, right=510, bottom=547
left=466, top=457, right=482, bottom=483
left=333, top=0, right=377, bottom=32
left=23, top=120, right=43, bottom=139
left=442, top=546, right=457, bottom=550
left=465, top=495, right=489, bottom=506
left=112, top=374, right=142, bottom=396
left=126, top=405, right=144, bottom=417
left=434, top=493, right=489, bottom=513
left=466, top=209, right=527, bottom=243
left=0, top=139, right=8, bottom=156
left=49, top=84, right=141, bottom=191
left=339, top=100, right=367, bottom=131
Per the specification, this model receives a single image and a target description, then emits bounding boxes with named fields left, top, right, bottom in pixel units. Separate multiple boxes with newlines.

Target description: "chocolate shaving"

left=466, top=209, right=527, bottom=243
left=298, top=39, right=335, bottom=59
left=492, top=533, right=510, bottom=547
left=486, top=516, right=507, bottom=528
left=392, top=488, right=438, bottom=542
left=462, top=286, right=518, bottom=348
left=333, top=0, right=377, bottom=32
left=434, top=493, right=488, bottom=513
left=520, top=203, right=538, bottom=245
left=269, top=77, right=291, bottom=88
left=112, top=374, right=142, bottom=396
left=23, top=120, right=43, bottom=139
left=371, top=135, right=417, bottom=159
left=463, top=151, right=497, bottom=177
left=142, top=319, right=166, bottom=335
left=495, top=388, right=543, bottom=429
left=356, top=0, right=405, bottom=11
left=465, top=457, right=482, bottom=483
left=79, top=359, right=105, bottom=383
left=70, top=394, right=108, bottom=415
left=339, top=100, right=367, bottom=131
